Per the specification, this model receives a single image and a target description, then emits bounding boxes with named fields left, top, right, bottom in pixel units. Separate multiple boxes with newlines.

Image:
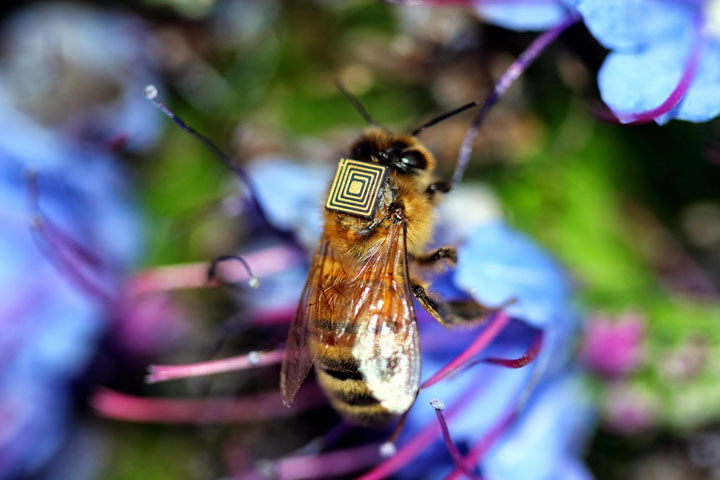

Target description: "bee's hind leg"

left=411, top=283, right=514, bottom=328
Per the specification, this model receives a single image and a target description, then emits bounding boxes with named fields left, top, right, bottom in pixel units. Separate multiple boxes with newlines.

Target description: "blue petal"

left=671, top=40, right=720, bottom=122
left=484, top=372, right=595, bottom=480
left=476, top=2, right=571, bottom=32
left=598, top=35, right=691, bottom=123
left=248, top=157, right=331, bottom=248
left=0, top=3, right=162, bottom=152
left=575, top=0, right=695, bottom=50
left=455, top=221, right=570, bottom=328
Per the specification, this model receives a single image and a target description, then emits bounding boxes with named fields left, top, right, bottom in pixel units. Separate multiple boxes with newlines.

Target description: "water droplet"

left=248, top=351, right=261, bottom=366
left=248, top=276, right=260, bottom=289
left=144, top=84, right=158, bottom=100
left=430, top=398, right=445, bottom=411
left=380, top=442, right=396, bottom=457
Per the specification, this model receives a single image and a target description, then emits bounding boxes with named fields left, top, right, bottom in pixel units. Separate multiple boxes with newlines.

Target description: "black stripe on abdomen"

left=315, top=366, right=378, bottom=406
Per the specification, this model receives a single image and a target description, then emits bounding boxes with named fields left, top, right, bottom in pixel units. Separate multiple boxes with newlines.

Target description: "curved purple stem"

left=127, top=245, right=303, bottom=296
left=616, top=15, right=703, bottom=124
left=145, top=89, right=291, bottom=239
left=445, top=409, right=517, bottom=480
left=484, top=329, right=543, bottom=368
left=434, top=403, right=482, bottom=479
left=421, top=311, right=511, bottom=389
left=356, top=382, right=482, bottom=480
left=452, top=13, right=580, bottom=184
left=26, top=175, right=115, bottom=303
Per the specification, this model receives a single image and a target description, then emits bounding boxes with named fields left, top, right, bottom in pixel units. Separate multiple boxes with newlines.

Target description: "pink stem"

left=483, top=330, right=543, bottom=368
left=235, top=444, right=383, bottom=480
left=617, top=15, right=703, bottom=124
left=434, top=404, right=481, bottom=479
left=91, top=384, right=325, bottom=424
left=445, top=410, right=517, bottom=480
left=146, top=349, right=285, bottom=384
left=355, top=409, right=447, bottom=480
left=127, top=245, right=303, bottom=297
left=421, top=312, right=511, bottom=389
left=355, top=379, right=487, bottom=480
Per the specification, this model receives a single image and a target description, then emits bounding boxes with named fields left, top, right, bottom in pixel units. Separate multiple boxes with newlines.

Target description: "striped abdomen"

left=310, top=319, right=398, bottom=427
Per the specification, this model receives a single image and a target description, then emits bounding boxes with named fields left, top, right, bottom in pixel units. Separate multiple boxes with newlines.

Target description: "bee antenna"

left=411, top=101, right=479, bottom=136
left=334, top=80, right=381, bottom=127
left=143, top=85, right=274, bottom=232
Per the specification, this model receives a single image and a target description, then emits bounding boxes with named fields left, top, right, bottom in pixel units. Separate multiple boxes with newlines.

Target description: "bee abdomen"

left=315, top=365, right=396, bottom=426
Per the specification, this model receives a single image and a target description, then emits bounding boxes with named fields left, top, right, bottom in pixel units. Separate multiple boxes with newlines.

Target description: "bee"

left=143, top=83, right=499, bottom=426
left=280, top=122, right=497, bottom=427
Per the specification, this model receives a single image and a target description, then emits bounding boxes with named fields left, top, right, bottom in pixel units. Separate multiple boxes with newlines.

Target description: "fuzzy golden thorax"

left=322, top=128, right=442, bottom=263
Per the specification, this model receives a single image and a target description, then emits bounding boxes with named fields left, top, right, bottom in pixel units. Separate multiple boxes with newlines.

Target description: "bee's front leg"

left=412, top=283, right=513, bottom=328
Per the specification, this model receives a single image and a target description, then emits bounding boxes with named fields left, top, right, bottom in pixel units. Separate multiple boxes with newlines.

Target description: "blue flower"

left=404, top=0, right=720, bottom=124
left=247, top=160, right=594, bottom=479
left=482, top=0, right=720, bottom=124
left=394, top=194, right=593, bottom=479
left=0, top=2, right=163, bottom=151
left=571, top=0, right=719, bottom=124
left=0, top=3, right=160, bottom=476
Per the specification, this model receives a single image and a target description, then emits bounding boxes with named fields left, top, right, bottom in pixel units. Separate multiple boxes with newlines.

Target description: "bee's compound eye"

left=399, top=150, right=427, bottom=170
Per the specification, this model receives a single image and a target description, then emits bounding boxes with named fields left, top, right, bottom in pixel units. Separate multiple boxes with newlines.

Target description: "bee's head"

left=349, top=129, right=435, bottom=174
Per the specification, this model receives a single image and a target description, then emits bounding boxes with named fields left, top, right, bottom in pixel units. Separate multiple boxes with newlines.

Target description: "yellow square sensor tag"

left=325, top=158, right=388, bottom=219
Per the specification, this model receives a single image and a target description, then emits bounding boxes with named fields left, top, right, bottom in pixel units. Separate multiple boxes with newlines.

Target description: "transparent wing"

left=280, top=239, right=333, bottom=406
left=349, top=219, right=421, bottom=415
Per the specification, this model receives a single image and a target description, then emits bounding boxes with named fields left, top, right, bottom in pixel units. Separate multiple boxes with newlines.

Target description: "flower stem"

left=146, top=348, right=285, bottom=384
left=452, top=13, right=580, bottom=184
left=421, top=311, right=511, bottom=389
left=433, top=399, right=482, bottom=479
left=445, top=409, right=517, bottom=480
left=26, top=173, right=115, bottom=303
left=91, top=384, right=326, bottom=424
left=127, top=245, right=303, bottom=296
left=144, top=86, right=278, bottom=234
left=234, top=443, right=383, bottom=480
left=483, top=329, right=543, bottom=368
left=356, top=375, right=488, bottom=480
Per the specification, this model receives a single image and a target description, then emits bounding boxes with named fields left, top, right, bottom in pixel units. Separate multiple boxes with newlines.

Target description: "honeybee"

left=280, top=126, right=495, bottom=426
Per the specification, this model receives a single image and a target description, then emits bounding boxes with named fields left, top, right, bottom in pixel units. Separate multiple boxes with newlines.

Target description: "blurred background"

left=2, top=1, right=720, bottom=479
